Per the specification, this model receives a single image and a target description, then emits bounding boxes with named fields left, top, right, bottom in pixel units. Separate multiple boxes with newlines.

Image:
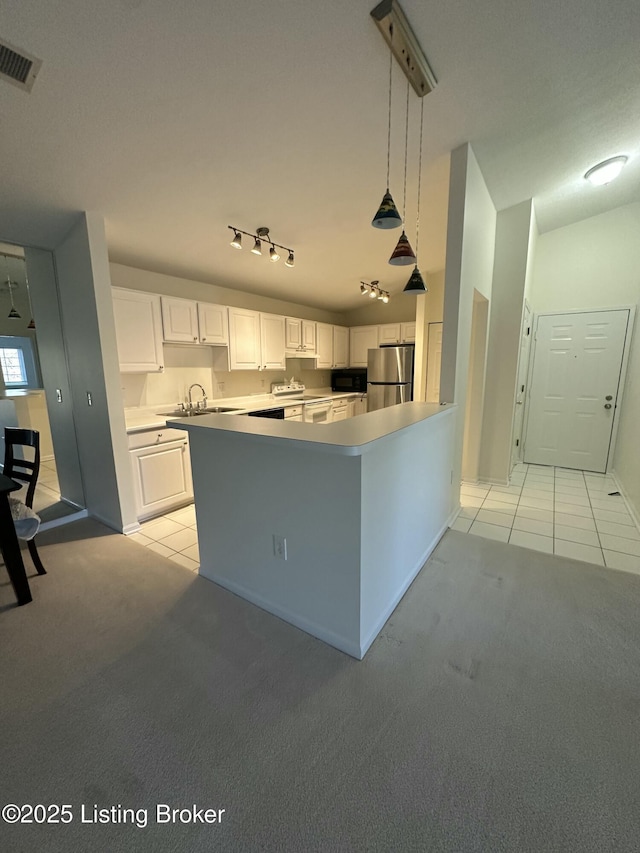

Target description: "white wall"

left=478, top=199, right=536, bottom=484
left=441, top=144, right=497, bottom=501
left=530, top=202, right=640, bottom=517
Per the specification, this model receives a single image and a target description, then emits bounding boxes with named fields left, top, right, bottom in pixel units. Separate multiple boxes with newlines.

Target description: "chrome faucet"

left=188, top=383, right=207, bottom=410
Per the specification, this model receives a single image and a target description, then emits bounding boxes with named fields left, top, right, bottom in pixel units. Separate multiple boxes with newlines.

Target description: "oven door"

left=303, top=401, right=333, bottom=424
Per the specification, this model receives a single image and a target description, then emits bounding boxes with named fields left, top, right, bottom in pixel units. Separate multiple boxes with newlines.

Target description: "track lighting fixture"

left=359, top=281, right=390, bottom=302
left=228, top=226, right=295, bottom=268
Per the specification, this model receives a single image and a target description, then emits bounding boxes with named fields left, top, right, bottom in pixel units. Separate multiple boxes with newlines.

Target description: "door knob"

left=604, top=403, right=612, bottom=409
left=605, top=395, right=613, bottom=401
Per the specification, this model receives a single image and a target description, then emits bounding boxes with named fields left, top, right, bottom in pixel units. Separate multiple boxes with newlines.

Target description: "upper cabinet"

left=401, top=322, right=416, bottom=343
left=198, top=302, right=229, bottom=345
left=350, top=325, right=379, bottom=367
left=229, top=308, right=285, bottom=370
left=161, top=296, right=199, bottom=343
left=379, top=323, right=402, bottom=345
left=161, top=297, right=229, bottom=345
left=285, top=317, right=316, bottom=354
left=333, top=326, right=349, bottom=368
left=113, top=288, right=164, bottom=373
left=316, top=323, right=348, bottom=369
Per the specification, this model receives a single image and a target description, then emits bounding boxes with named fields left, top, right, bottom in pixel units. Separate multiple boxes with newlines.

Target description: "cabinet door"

left=333, top=326, right=349, bottom=368
left=302, top=320, right=316, bottom=352
left=379, top=323, right=401, bottom=345
left=228, top=308, right=262, bottom=370
left=285, top=317, right=303, bottom=350
left=332, top=403, right=349, bottom=421
left=401, top=321, right=416, bottom=343
left=112, top=288, right=164, bottom=373
left=198, top=303, right=229, bottom=345
left=130, top=439, right=193, bottom=520
left=316, top=323, right=333, bottom=369
left=161, top=297, right=199, bottom=343
left=349, top=326, right=379, bottom=367
left=260, top=313, right=286, bottom=370
left=353, top=395, right=367, bottom=416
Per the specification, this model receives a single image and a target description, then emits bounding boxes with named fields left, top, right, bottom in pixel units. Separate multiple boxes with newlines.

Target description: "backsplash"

left=120, top=345, right=332, bottom=408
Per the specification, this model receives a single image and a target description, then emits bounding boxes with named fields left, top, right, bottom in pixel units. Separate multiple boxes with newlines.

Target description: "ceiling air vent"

left=0, top=38, right=42, bottom=93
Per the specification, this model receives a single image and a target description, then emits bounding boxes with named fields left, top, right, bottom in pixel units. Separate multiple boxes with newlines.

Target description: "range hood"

left=285, top=351, right=318, bottom=364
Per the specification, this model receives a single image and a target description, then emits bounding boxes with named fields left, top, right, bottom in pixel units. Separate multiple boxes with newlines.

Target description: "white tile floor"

left=129, top=504, right=200, bottom=572
left=452, top=462, right=640, bottom=575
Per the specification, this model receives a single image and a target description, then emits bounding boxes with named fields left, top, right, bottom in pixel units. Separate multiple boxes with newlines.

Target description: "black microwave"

left=331, top=368, right=367, bottom=393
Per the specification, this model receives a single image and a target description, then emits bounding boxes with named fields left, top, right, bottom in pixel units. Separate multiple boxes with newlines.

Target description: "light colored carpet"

left=1, top=520, right=640, bottom=852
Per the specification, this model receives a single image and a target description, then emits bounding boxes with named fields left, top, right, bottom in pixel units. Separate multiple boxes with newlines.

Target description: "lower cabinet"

left=352, top=394, right=367, bottom=416
left=128, top=429, right=193, bottom=520
left=331, top=400, right=349, bottom=421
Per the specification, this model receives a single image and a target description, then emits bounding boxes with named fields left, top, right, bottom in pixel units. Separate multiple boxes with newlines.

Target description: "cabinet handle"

left=202, top=337, right=206, bottom=341
left=193, top=336, right=197, bottom=341
left=159, top=365, right=164, bottom=371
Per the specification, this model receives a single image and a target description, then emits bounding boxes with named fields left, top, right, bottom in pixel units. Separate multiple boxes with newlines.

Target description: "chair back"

left=3, top=427, right=41, bottom=509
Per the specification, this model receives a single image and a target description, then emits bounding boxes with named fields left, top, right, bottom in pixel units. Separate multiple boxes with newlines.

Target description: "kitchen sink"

left=157, top=406, right=242, bottom=418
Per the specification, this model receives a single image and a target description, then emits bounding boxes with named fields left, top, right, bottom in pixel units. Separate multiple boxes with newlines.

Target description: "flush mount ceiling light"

left=360, top=280, right=391, bottom=302
left=228, top=226, right=295, bottom=267
left=584, top=156, right=628, bottom=186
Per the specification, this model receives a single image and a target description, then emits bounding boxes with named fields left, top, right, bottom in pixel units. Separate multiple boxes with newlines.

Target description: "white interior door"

left=511, top=301, right=532, bottom=467
left=426, top=322, right=443, bottom=403
left=524, top=309, right=630, bottom=472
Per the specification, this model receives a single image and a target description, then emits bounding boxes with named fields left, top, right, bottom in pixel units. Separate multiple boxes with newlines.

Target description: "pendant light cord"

left=402, top=77, right=410, bottom=222
left=385, top=24, right=394, bottom=190
left=415, top=90, right=425, bottom=261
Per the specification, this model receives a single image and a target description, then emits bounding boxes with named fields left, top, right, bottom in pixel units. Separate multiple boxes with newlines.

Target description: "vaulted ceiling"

left=1, top=0, right=639, bottom=310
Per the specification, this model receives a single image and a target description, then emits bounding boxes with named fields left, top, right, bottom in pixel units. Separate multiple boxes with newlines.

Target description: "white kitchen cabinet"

left=379, top=323, right=402, bottom=345
left=332, top=399, right=349, bottom=421
left=350, top=325, right=379, bottom=367
left=229, top=308, right=285, bottom=370
left=401, top=321, right=416, bottom=343
left=198, top=302, right=229, bottom=345
left=353, top=394, right=367, bottom=416
left=285, top=318, right=317, bottom=354
left=316, top=322, right=334, bottom=369
left=113, top=288, right=164, bottom=373
left=229, top=307, right=262, bottom=369
left=128, top=428, right=193, bottom=520
left=260, top=312, right=286, bottom=370
left=333, top=326, right=349, bottom=368
left=302, top=320, right=316, bottom=352
left=161, top=296, right=199, bottom=343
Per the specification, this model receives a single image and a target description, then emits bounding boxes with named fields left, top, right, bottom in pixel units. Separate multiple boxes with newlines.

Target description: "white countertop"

left=124, top=390, right=365, bottom=433
left=170, top=401, right=454, bottom=456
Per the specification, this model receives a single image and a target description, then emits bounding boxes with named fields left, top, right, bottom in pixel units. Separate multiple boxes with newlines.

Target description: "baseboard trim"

left=611, top=470, right=640, bottom=531
left=359, top=510, right=458, bottom=658
left=123, top=522, right=142, bottom=535
left=198, top=572, right=362, bottom=660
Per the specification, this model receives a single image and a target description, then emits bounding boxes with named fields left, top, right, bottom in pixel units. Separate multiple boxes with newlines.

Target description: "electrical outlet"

left=217, top=381, right=225, bottom=392
left=273, top=534, right=287, bottom=561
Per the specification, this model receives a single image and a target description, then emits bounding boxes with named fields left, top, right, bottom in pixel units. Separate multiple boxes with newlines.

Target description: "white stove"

left=271, top=383, right=333, bottom=424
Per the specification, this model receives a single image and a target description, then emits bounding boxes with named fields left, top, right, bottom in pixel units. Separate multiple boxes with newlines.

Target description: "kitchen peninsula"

left=173, top=403, right=457, bottom=659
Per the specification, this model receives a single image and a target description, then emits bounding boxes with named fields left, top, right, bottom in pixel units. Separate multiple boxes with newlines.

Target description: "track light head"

left=360, top=282, right=370, bottom=295
left=251, top=238, right=262, bottom=256
left=230, top=230, right=242, bottom=249
left=269, top=245, right=280, bottom=262
left=285, top=251, right=295, bottom=268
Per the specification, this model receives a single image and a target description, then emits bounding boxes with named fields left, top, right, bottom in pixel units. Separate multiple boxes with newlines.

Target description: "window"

left=0, top=337, right=40, bottom=389
left=0, top=347, right=28, bottom=386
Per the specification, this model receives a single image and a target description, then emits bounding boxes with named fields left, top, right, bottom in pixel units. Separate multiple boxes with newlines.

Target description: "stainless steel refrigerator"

left=367, top=345, right=414, bottom=412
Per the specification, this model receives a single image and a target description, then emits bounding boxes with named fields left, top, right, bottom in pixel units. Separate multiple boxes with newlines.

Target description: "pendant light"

left=389, top=79, right=416, bottom=266
left=404, top=87, right=427, bottom=294
left=371, top=24, right=402, bottom=229
left=25, top=263, right=36, bottom=328
left=3, top=254, right=21, bottom=319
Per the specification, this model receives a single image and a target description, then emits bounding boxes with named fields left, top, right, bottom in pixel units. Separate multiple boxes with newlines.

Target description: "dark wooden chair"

left=3, top=427, right=46, bottom=575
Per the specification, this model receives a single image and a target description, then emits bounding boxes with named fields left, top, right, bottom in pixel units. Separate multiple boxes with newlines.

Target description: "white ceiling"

left=1, top=0, right=639, bottom=311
